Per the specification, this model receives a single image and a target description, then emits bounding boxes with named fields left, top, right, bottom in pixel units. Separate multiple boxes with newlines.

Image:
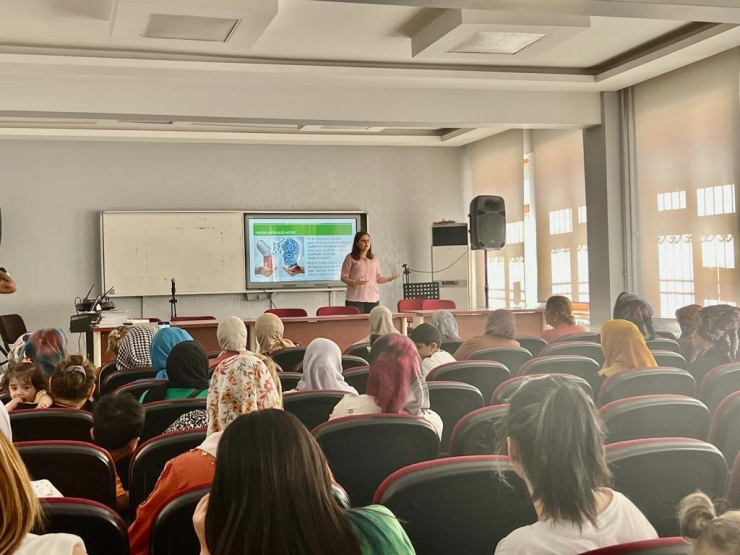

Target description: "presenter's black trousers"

left=345, top=300, right=379, bottom=314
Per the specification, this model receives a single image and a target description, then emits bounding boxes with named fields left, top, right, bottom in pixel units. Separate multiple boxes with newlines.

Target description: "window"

left=506, top=221, right=524, bottom=245
left=657, top=191, right=687, bottom=212
left=549, top=209, right=573, bottom=235
left=701, top=234, right=735, bottom=269
left=550, top=249, right=572, bottom=296
left=657, top=235, right=695, bottom=317
left=697, top=184, right=736, bottom=217
left=577, top=245, right=589, bottom=302
left=578, top=205, right=587, bottom=224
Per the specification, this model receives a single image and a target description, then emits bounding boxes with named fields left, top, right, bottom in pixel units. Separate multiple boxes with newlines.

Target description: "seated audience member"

left=48, top=355, right=96, bottom=410
left=255, top=313, right=297, bottom=356
left=111, top=325, right=155, bottom=371
left=330, top=334, right=443, bottom=438
left=689, top=304, right=740, bottom=384
left=91, top=394, right=145, bottom=513
left=679, top=491, right=740, bottom=555
left=454, top=309, right=520, bottom=361
left=676, top=304, right=703, bottom=361
left=612, top=292, right=656, bottom=340
left=2, top=362, right=53, bottom=411
left=599, top=320, right=658, bottom=377
left=150, top=326, right=193, bottom=379
left=430, top=309, right=461, bottom=340
left=140, top=341, right=209, bottom=403
left=354, top=306, right=399, bottom=346
left=291, top=338, right=358, bottom=394
left=495, top=376, right=657, bottom=555
left=106, top=325, right=131, bottom=362
left=192, top=409, right=415, bottom=555
left=409, top=324, right=455, bottom=378
left=541, top=296, right=587, bottom=344
left=128, top=346, right=282, bottom=555
left=0, top=432, right=87, bottom=554
left=19, top=327, right=67, bottom=376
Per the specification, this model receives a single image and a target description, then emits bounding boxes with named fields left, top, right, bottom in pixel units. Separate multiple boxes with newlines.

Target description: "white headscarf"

left=295, top=338, right=358, bottom=394
left=0, top=403, right=11, bottom=440
left=217, top=316, right=248, bottom=352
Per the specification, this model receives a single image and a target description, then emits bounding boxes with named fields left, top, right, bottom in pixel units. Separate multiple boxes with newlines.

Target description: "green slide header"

left=253, top=223, right=354, bottom=236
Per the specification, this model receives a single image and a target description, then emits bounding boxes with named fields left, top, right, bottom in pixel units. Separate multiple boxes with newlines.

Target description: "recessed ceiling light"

left=143, top=14, right=240, bottom=42
left=448, top=31, right=548, bottom=54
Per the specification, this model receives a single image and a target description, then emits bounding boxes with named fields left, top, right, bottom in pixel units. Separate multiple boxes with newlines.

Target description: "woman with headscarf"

left=19, top=328, right=67, bottom=376
left=150, top=326, right=193, bottom=379
left=541, top=295, right=587, bottom=344
left=115, top=325, right=156, bottom=371
left=599, top=320, right=658, bottom=377
left=354, top=305, right=400, bottom=346
left=290, top=338, right=358, bottom=394
left=675, top=304, right=703, bottom=361
left=613, top=292, right=656, bottom=341
left=128, top=338, right=283, bottom=555
left=688, top=304, right=740, bottom=384
left=140, top=341, right=210, bottom=403
left=255, top=313, right=296, bottom=356
left=453, top=309, right=520, bottom=361
left=330, top=334, right=442, bottom=438
left=430, top=309, right=460, bottom=340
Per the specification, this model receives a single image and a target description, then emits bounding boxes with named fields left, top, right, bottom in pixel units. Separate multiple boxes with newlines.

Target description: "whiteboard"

left=101, top=212, right=246, bottom=296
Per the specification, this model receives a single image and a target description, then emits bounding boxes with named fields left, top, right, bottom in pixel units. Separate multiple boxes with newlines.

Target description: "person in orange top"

left=541, top=296, right=588, bottom=344
left=599, top=320, right=658, bottom=377
left=454, top=309, right=520, bottom=361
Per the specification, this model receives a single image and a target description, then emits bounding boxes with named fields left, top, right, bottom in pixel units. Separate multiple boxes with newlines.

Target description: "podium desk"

left=408, top=308, right=546, bottom=339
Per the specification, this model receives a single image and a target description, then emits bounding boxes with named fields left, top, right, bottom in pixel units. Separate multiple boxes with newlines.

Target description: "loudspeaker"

left=469, top=195, right=506, bottom=250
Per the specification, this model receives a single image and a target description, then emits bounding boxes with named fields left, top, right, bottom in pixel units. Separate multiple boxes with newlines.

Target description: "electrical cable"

left=406, top=249, right=469, bottom=275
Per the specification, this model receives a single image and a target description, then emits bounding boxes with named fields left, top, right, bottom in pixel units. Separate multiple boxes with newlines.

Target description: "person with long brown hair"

left=340, top=231, right=399, bottom=314
left=193, top=409, right=415, bottom=555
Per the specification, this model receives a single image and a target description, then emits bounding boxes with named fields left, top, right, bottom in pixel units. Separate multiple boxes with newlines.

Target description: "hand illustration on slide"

left=283, top=265, right=305, bottom=277
left=255, top=266, right=275, bottom=277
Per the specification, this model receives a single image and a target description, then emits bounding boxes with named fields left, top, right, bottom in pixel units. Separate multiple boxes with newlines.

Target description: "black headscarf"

left=143, top=341, right=210, bottom=403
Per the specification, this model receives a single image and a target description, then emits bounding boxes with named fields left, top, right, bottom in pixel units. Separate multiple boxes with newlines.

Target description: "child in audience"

left=495, top=375, right=657, bottom=555
left=689, top=304, right=740, bottom=384
left=409, top=324, right=455, bottom=378
left=430, top=309, right=460, bottom=340
left=679, top=491, right=740, bottom=554
left=599, top=319, right=658, bottom=377
left=48, top=355, right=96, bottom=410
left=91, top=394, right=145, bottom=513
left=2, top=362, right=53, bottom=410
left=193, top=409, right=415, bottom=555
left=454, top=309, right=520, bottom=361
left=541, top=296, right=587, bottom=343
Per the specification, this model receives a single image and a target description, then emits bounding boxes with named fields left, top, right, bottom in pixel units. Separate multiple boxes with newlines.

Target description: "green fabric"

left=347, top=505, right=416, bottom=555
left=138, top=388, right=208, bottom=403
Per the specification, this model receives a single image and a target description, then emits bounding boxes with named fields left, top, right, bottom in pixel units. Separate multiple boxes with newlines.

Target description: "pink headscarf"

left=366, top=334, right=428, bottom=415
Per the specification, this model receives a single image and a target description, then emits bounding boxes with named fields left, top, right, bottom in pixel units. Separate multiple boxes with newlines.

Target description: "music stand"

left=403, top=282, right=440, bottom=300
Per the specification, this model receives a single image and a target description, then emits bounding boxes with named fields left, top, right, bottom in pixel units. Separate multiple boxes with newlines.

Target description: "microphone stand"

left=169, top=280, right=178, bottom=319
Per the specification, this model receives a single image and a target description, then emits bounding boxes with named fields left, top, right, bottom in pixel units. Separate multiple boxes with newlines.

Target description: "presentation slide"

left=246, top=216, right=359, bottom=288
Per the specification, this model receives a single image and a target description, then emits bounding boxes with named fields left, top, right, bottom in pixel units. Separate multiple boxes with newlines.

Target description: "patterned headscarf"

left=255, top=313, right=296, bottom=355
left=485, top=310, right=517, bottom=340
left=430, top=310, right=460, bottom=340
left=116, top=325, right=156, bottom=370
left=20, top=328, right=67, bottom=376
left=613, top=292, right=656, bottom=340
left=675, top=304, right=703, bottom=339
left=151, top=327, right=193, bottom=377
left=695, top=304, right=740, bottom=361
left=295, top=338, right=357, bottom=394
left=207, top=351, right=282, bottom=435
left=600, top=319, right=658, bottom=377
left=366, top=334, right=429, bottom=415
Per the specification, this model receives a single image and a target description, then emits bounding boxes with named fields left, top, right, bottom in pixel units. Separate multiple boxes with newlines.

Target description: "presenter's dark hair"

left=205, top=409, right=363, bottom=555
left=350, top=231, right=374, bottom=260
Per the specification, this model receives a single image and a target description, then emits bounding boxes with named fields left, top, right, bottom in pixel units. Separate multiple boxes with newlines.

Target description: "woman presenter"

left=341, top=232, right=399, bottom=314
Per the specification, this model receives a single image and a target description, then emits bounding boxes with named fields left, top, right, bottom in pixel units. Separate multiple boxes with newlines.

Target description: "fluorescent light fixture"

left=144, top=14, right=240, bottom=42
left=448, top=31, right=548, bottom=54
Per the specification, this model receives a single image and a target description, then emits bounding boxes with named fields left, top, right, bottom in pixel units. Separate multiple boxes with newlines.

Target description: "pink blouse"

left=341, top=254, right=382, bottom=303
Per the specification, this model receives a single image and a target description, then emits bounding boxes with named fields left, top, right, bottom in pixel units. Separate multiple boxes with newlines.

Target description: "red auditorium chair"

left=283, top=390, right=348, bottom=430
left=265, top=308, right=308, bottom=317
left=599, top=395, right=710, bottom=443
left=374, top=456, right=537, bottom=555
left=491, top=374, right=593, bottom=405
left=129, top=428, right=207, bottom=518
left=96, top=361, right=118, bottom=391
left=37, top=498, right=129, bottom=555
left=516, top=335, right=548, bottom=356
left=709, top=390, right=740, bottom=467
left=448, top=404, right=508, bottom=456
left=271, top=346, right=307, bottom=372
left=440, top=339, right=464, bottom=356
left=598, top=368, right=696, bottom=406
left=313, top=414, right=440, bottom=506
left=170, top=315, right=217, bottom=322
left=141, top=399, right=207, bottom=441
left=316, top=306, right=360, bottom=316
left=342, top=366, right=369, bottom=394
left=580, top=538, right=691, bottom=554
left=397, top=298, right=424, bottom=312
left=652, top=351, right=687, bottom=370
left=606, top=438, right=727, bottom=537
left=699, top=362, right=740, bottom=414
left=427, top=381, right=485, bottom=453
left=518, top=355, right=602, bottom=391
left=114, top=378, right=168, bottom=400
left=553, top=331, right=601, bottom=343
left=540, top=341, right=604, bottom=365
left=344, top=343, right=371, bottom=358
left=9, top=408, right=93, bottom=442
left=421, top=299, right=456, bottom=310
left=278, top=372, right=302, bottom=392
left=646, top=338, right=681, bottom=354
left=427, top=361, right=510, bottom=403
left=101, top=367, right=157, bottom=395
left=150, top=485, right=209, bottom=555
left=655, top=330, right=678, bottom=341
left=16, top=441, right=117, bottom=509
left=294, top=355, right=368, bottom=373
left=468, top=346, right=532, bottom=375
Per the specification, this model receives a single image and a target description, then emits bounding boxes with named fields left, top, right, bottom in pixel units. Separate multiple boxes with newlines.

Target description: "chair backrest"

left=316, top=306, right=360, bottom=316
left=0, top=313, right=27, bottom=346
left=142, top=399, right=207, bottom=441
left=344, top=343, right=371, bottom=358
left=278, top=372, right=302, bottom=392
left=598, top=368, right=696, bottom=406
left=283, top=390, right=348, bottom=431
left=699, top=362, right=740, bottom=414
left=37, top=498, right=129, bottom=555
left=440, top=339, right=464, bottom=355
left=518, top=355, right=602, bottom=391
left=580, top=538, right=692, bottom=555
left=271, top=347, right=307, bottom=372
left=16, top=441, right=117, bottom=508
left=114, top=378, right=168, bottom=400
left=468, top=347, right=532, bottom=374
left=342, top=366, right=370, bottom=394
left=265, top=308, right=308, bottom=317
left=151, top=486, right=210, bottom=555
left=170, top=315, right=217, bottom=322
left=540, top=341, right=605, bottom=365
left=427, top=360, right=510, bottom=403
left=421, top=299, right=456, bottom=310
left=646, top=338, right=681, bottom=354
left=96, top=361, right=118, bottom=392
left=652, top=351, right=687, bottom=370
left=101, top=367, right=157, bottom=395
left=599, top=394, right=711, bottom=443
left=606, top=438, right=727, bottom=536
left=313, top=415, right=440, bottom=506
left=10, top=408, right=93, bottom=442
left=129, top=428, right=207, bottom=517
left=427, top=381, right=485, bottom=452
left=491, top=373, right=594, bottom=405
left=397, top=298, right=424, bottom=312
left=655, top=330, right=678, bottom=340
left=341, top=354, right=368, bottom=370
left=709, top=390, right=740, bottom=466
left=554, top=331, right=601, bottom=343
left=449, top=405, right=508, bottom=456
left=374, top=456, right=537, bottom=555
left=726, top=451, right=740, bottom=508
left=516, top=335, right=548, bottom=357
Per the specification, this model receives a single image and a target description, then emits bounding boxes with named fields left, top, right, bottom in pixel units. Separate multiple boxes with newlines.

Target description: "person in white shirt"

left=409, top=324, right=456, bottom=378
left=495, top=375, right=657, bottom=555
